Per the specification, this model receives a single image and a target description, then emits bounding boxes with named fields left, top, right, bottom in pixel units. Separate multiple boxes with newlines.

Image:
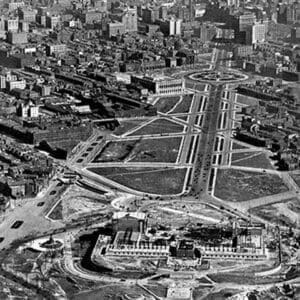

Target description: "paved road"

left=0, top=180, right=66, bottom=250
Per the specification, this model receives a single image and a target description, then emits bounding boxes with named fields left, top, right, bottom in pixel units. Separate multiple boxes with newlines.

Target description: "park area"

left=214, top=168, right=288, bottom=201
left=113, top=119, right=146, bottom=136
left=93, top=137, right=182, bottom=163
left=231, top=141, right=249, bottom=150
left=88, top=167, right=187, bottom=195
left=128, top=118, right=184, bottom=136
left=231, top=151, right=273, bottom=169
left=154, top=96, right=181, bottom=113
left=171, top=94, right=193, bottom=114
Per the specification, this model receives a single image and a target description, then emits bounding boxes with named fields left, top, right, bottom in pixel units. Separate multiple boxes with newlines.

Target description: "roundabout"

left=188, top=70, right=248, bottom=84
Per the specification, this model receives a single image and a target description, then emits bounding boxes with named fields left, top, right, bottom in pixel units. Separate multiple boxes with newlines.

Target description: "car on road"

left=37, top=202, right=45, bottom=207
left=50, top=190, right=57, bottom=195
left=11, top=220, right=23, bottom=229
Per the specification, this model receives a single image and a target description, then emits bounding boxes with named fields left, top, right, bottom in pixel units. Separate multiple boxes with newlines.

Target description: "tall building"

left=161, top=17, right=182, bottom=36
left=189, top=0, right=194, bottom=21
left=92, top=0, right=107, bottom=12
left=19, top=9, right=36, bottom=22
left=198, top=22, right=216, bottom=42
left=107, top=22, right=125, bottom=37
left=227, top=0, right=240, bottom=7
left=7, top=31, right=28, bottom=44
left=252, top=22, right=266, bottom=44
left=121, top=6, right=137, bottom=32
left=291, top=26, right=300, bottom=43
left=239, top=13, right=256, bottom=32
left=159, top=6, right=167, bottom=20
left=142, top=7, right=159, bottom=24
left=46, top=15, right=60, bottom=29
left=8, top=1, right=24, bottom=11
left=5, top=18, right=19, bottom=32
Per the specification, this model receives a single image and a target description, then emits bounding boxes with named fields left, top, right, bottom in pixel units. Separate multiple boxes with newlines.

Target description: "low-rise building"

left=131, top=74, right=185, bottom=95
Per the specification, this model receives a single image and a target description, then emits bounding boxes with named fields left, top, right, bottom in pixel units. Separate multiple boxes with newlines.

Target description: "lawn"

left=231, top=151, right=257, bottom=161
left=231, top=142, right=248, bottom=150
left=93, top=137, right=182, bottom=163
left=175, top=115, right=188, bottom=121
left=72, top=285, right=147, bottom=300
left=128, top=118, right=184, bottom=136
left=235, top=94, right=260, bottom=106
left=113, top=119, right=145, bottom=136
left=89, top=167, right=188, bottom=195
left=172, top=95, right=193, bottom=114
left=194, top=83, right=207, bottom=92
left=214, top=169, right=288, bottom=201
left=129, top=137, right=182, bottom=163
left=48, top=200, right=63, bottom=220
left=144, top=284, right=167, bottom=298
left=93, top=140, right=138, bottom=162
left=88, top=167, right=159, bottom=177
left=231, top=152, right=273, bottom=169
left=154, top=96, right=180, bottom=113
left=291, top=173, right=300, bottom=188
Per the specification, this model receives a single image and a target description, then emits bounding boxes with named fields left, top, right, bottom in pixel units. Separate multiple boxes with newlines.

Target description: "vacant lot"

left=250, top=198, right=300, bottom=228
left=89, top=167, right=187, bottom=195
left=128, top=118, right=184, bottom=136
left=154, top=96, right=180, bottom=113
left=231, top=152, right=273, bottom=169
left=214, top=169, right=288, bottom=201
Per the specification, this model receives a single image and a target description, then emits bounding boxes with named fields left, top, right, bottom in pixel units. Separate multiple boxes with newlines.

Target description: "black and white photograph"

left=0, top=0, right=299, bottom=299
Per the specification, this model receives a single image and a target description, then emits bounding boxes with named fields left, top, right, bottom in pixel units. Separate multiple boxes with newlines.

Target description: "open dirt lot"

left=250, top=198, right=300, bottom=228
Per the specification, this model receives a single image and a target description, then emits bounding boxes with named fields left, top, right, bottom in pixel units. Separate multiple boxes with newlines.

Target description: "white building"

left=169, top=17, right=181, bottom=36
left=252, top=22, right=266, bottom=44
left=131, top=74, right=185, bottom=95
left=19, top=103, right=39, bottom=118
left=227, top=0, right=239, bottom=7
left=7, top=79, right=26, bottom=91
left=5, top=18, right=19, bottom=32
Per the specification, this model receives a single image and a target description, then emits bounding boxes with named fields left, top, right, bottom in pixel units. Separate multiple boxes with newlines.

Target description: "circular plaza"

left=188, top=70, right=248, bottom=84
